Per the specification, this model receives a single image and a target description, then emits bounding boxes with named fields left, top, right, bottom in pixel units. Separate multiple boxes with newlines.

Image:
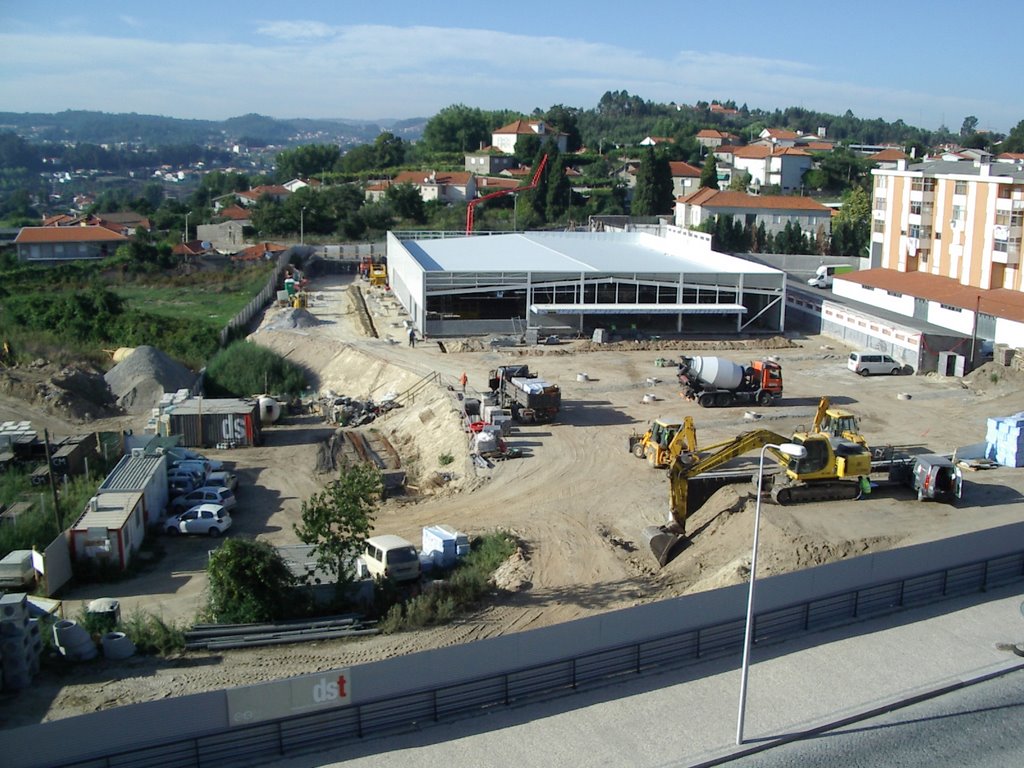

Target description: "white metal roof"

left=401, top=232, right=779, bottom=275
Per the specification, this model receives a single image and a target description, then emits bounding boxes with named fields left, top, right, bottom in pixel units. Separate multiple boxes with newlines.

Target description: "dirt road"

left=4, top=273, right=1024, bottom=727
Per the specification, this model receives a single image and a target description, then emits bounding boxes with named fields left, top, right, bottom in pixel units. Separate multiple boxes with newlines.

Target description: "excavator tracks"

left=771, top=480, right=861, bottom=505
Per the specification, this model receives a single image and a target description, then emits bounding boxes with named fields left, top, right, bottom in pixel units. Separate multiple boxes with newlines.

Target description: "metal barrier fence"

left=218, top=250, right=292, bottom=346
left=58, top=550, right=1024, bottom=768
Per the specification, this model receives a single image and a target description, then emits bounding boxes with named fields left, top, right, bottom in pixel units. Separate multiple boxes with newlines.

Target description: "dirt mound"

left=962, top=361, right=1024, bottom=396
left=260, top=307, right=322, bottom=332
left=576, top=335, right=801, bottom=353
left=0, top=361, right=117, bottom=421
left=103, top=345, right=196, bottom=414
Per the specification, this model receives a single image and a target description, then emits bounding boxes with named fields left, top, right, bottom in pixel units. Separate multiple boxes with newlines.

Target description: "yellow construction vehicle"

left=628, top=417, right=698, bottom=469
left=644, top=427, right=873, bottom=566
left=811, top=396, right=868, bottom=448
left=368, top=262, right=388, bottom=287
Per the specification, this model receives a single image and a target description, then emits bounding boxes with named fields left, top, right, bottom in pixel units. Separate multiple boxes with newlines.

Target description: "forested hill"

left=0, top=110, right=428, bottom=147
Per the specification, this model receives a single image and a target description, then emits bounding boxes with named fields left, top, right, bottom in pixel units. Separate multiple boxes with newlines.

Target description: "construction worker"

left=459, top=371, right=468, bottom=392
left=408, top=327, right=416, bottom=348
left=859, top=475, right=872, bottom=498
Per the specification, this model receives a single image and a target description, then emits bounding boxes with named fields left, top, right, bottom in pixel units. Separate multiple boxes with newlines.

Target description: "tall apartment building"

left=870, top=159, right=1023, bottom=290
left=823, top=158, right=1024, bottom=362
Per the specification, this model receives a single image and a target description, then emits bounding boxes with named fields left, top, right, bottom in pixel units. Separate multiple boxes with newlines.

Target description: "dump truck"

left=677, top=356, right=783, bottom=408
left=488, top=365, right=561, bottom=423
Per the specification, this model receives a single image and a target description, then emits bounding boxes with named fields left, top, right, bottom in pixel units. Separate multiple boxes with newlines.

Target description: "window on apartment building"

left=908, top=225, right=931, bottom=239
left=939, top=304, right=962, bottom=312
left=886, top=290, right=903, bottom=297
left=873, top=219, right=886, bottom=234
left=951, top=205, right=965, bottom=225
left=874, top=196, right=886, bottom=210
left=994, top=240, right=1009, bottom=253
left=910, top=201, right=922, bottom=216
left=954, top=180, right=968, bottom=195
left=911, top=178, right=936, bottom=192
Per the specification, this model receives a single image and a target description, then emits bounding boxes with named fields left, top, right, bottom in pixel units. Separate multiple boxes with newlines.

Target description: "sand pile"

left=260, top=307, right=322, bottom=332
left=103, top=345, right=196, bottom=414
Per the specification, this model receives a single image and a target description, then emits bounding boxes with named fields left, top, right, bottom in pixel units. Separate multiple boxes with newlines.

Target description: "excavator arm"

left=645, top=429, right=790, bottom=566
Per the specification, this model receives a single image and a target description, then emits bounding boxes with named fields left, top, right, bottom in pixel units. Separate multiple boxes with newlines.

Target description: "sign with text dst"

left=226, top=668, right=352, bottom=726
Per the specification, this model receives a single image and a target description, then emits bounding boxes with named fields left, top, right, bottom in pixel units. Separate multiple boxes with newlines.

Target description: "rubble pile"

left=313, top=392, right=402, bottom=427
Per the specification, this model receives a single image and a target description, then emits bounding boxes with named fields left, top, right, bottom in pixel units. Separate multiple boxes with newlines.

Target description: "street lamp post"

left=736, top=441, right=807, bottom=745
left=300, top=206, right=306, bottom=246
left=183, top=211, right=192, bottom=244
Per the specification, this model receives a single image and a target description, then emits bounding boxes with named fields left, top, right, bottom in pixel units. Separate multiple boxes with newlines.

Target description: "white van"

left=807, top=264, right=854, bottom=288
left=359, top=535, right=421, bottom=583
left=847, top=351, right=902, bottom=376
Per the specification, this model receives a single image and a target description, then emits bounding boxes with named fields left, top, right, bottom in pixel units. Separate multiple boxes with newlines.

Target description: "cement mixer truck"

left=677, top=355, right=783, bottom=408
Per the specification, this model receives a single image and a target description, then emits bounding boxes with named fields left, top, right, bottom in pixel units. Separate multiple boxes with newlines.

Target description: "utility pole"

left=42, top=429, right=62, bottom=530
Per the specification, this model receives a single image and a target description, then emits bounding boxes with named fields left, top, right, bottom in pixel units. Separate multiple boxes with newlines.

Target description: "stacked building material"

left=985, top=412, right=1024, bottom=467
left=0, top=593, right=43, bottom=691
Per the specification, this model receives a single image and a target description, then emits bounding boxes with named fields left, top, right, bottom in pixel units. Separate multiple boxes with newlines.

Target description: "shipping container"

left=158, top=398, right=262, bottom=448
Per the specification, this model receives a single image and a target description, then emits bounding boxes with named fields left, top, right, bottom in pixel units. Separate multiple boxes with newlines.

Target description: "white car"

left=169, top=486, right=236, bottom=515
left=165, top=504, right=232, bottom=537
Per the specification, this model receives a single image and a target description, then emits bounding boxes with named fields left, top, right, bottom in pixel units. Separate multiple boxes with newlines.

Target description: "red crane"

left=465, top=154, right=549, bottom=235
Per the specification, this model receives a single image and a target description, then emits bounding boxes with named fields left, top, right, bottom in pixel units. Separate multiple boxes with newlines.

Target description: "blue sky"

left=0, top=1, right=1019, bottom=133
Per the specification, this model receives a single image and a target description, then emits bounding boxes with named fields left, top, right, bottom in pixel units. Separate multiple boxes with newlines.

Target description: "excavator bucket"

left=643, top=526, right=684, bottom=567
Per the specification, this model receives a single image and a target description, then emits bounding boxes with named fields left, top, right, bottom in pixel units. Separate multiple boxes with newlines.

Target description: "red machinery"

left=465, top=154, right=549, bottom=234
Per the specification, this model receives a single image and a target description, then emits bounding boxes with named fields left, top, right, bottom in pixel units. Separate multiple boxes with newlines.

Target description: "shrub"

left=438, top=453, right=454, bottom=466
left=204, top=340, right=308, bottom=398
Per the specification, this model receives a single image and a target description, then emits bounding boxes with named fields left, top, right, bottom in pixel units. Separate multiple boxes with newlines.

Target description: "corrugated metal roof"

left=163, top=398, right=258, bottom=416
left=100, top=453, right=166, bottom=491
left=400, top=232, right=779, bottom=276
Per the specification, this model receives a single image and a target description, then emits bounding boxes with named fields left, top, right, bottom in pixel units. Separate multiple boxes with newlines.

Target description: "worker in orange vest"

left=459, top=371, right=468, bottom=392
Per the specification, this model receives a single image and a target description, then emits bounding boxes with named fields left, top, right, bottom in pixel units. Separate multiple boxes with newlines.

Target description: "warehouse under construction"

left=384, top=229, right=787, bottom=338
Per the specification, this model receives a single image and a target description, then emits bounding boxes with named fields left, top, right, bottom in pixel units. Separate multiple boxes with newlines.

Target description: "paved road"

left=728, top=667, right=1024, bottom=767
left=262, top=585, right=1024, bottom=768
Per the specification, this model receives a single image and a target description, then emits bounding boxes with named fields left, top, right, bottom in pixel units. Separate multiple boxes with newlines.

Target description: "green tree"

left=275, top=144, right=342, bottom=181
left=802, top=148, right=868, bottom=193
left=386, top=182, right=426, bottom=223
left=960, top=115, right=979, bottom=137
left=207, top=539, right=297, bottom=623
left=545, top=151, right=571, bottom=221
left=293, top=464, right=382, bottom=582
left=699, top=153, right=719, bottom=189
left=1002, top=120, right=1024, bottom=153
left=422, top=104, right=491, bottom=153
left=728, top=169, right=752, bottom=192
left=543, top=104, right=583, bottom=153
left=830, top=185, right=870, bottom=257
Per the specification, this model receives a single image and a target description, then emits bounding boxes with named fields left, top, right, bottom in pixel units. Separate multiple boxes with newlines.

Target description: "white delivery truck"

left=807, top=264, right=855, bottom=288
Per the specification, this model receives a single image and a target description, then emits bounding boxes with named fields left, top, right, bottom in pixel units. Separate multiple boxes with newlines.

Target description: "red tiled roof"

left=219, top=205, right=251, bottom=221
left=801, top=142, right=835, bottom=152
left=391, top=170, right=473, bottom=186
left=494, top=119, right=539, bottom=135
left=696, top=129, right=725, bottom=139
left=732, top=145, right=772, bottom=159
left=764, top=128, right=798, bottom=139
left=997, top=152, right=1024, bottom=161
left=869, top=148, right=909, bottom=162
left=837, top=268, right=1024, bottom=324
left=668, top=161, right=701, bottom=178
left=231, top=242, right=288, bottom=262
left=42, top=214, right=77, bottom=226
left=15, top=226, right=129, bottom=244
left=476, top=177, right=521, bottom=191
left=679, top=189, right=830, bottom=212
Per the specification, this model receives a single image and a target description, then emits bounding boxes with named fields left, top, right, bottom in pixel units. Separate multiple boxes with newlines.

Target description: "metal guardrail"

left=58, top=550, right=1024, bottom=768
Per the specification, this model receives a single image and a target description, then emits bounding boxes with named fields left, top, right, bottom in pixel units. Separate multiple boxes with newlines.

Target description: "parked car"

left=165, top=447, right=224, bottom=471
left=168, top=477, right=198, bottom=498
left=207, top=470, right=238, bottom=492
left=165, top=504, right=232, bottom=537
left=169, top=486, right=236, bottom=515
left=169, top=459, right=213, bottom=481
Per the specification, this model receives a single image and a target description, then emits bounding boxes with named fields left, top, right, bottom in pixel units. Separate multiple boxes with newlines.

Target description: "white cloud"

left=0, top=25, right=1015, bottom=131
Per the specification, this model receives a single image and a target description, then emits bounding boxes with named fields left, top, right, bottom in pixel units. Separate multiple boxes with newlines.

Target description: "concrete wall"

left=6, top=522, right=1023, bottom=768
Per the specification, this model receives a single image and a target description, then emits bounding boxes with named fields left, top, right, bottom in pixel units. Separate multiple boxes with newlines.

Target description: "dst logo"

left=312, top=673, right=349, bottom=704
left=220, top=415, right=247, bottom=441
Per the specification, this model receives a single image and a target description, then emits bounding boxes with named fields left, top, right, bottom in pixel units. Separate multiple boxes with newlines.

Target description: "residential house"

left=465, top=148, right=518, bottom=175
left=731, top=145, right=812, bottom=193
left=709, top=103, right=740, bottom=118
left=639, top=136, right=675, bottom=147
left=997, top=152, right=1024, bottom=165
left=365, top=170, right=477, bottom=204
left=94, top=211, right=151, bottom=235
left=854, top=157, right=1024, bottom=350
left=756, top=128, right=799, bottom=148
left=675, top=188, right=832, bottom=238
left=695, top=129, right=738, bottom=150
left=491, top=119, right=568, bottom=155
left=14, top=225, right=128, bottom=264
left=669, top=161, right=702, bottom=198
left=236, top=185, right=292, bottom=207
left=283, top=178, right=323, bottom=193
left=231, top=241, right=289, bottom=263
left=867, top=148, right=910, bottom=170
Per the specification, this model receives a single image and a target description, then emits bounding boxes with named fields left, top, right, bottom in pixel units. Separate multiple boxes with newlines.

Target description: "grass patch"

left=377, top=531, right=518, bottom=633
left=438, top=453, right=454, bottom=466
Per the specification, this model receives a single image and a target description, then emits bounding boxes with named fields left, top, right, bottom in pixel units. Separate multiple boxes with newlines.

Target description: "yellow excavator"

left=811, top=396, right=868, bottom=448
left=628, top=417, right=698, bottom=469
left=644, top=427, right=873, bottom=566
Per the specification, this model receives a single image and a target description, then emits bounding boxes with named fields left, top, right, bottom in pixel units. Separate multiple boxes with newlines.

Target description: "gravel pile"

left=261, top=308, right=321, bottom=331
left=103, top=346, right=196, bottom=414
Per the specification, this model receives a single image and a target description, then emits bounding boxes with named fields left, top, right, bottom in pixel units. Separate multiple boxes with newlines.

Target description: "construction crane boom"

left=465, top=154, right=549, bottom=234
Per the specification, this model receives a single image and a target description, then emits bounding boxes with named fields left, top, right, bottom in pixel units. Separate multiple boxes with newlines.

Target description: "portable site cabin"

left=97, top=448, right=169, bottom=526
left=69, top=491, right=146, bottom=572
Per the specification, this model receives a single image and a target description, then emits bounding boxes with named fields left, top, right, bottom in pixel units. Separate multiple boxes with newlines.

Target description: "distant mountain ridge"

left=0, top=110, right=427, bottom=146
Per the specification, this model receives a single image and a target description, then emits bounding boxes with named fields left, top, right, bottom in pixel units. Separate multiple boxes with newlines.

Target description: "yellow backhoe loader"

left=628, top=417, right=698, bottom=469
left=643, top=427, right=873, bottom=566
left=811, top=396, right=868, bottom=449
